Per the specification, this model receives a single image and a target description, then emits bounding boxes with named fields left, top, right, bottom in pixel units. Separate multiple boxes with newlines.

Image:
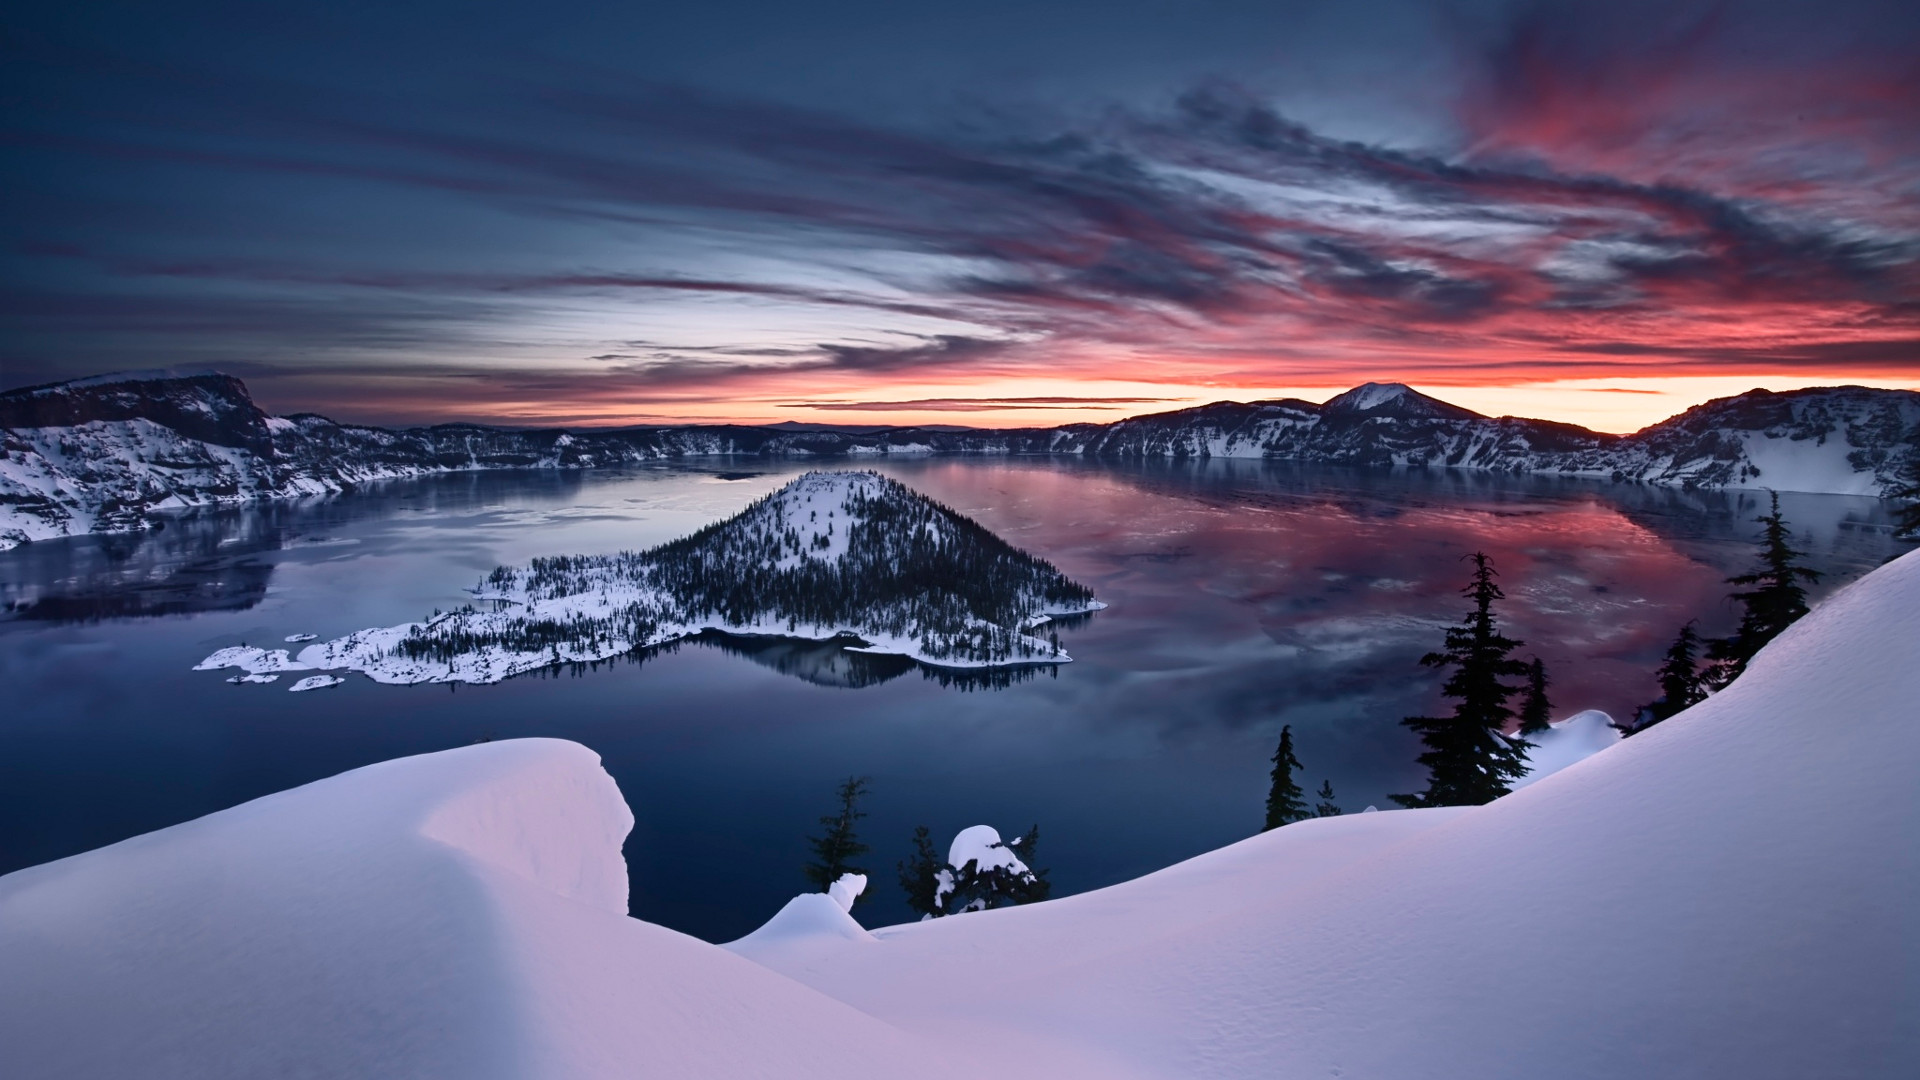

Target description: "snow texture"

left=288, top=674, right=345, bottom=692
left=732, top=547, right=1920, bottom=1078
left=0, top=739, right=944, bottom=1080
left=8, top=549, right=1920, bottom=1077
left=827, top=872, right=867, bottom=912
left=1511, top=708, right=1621, bottom=789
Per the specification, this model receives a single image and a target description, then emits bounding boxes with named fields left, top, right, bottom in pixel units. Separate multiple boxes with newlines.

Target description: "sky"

left=2, top=0, right=1917, bottom=432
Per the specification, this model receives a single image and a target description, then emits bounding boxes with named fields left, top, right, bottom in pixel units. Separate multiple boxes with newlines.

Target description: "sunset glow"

left=5, top=1, right=1916, bottom=431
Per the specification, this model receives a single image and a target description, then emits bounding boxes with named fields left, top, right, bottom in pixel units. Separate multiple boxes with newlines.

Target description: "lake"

left=1, top=458, right=1908, bottom=940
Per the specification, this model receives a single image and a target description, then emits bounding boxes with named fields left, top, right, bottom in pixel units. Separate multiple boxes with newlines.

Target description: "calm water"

left=2, top=459, right=1908, bottom=939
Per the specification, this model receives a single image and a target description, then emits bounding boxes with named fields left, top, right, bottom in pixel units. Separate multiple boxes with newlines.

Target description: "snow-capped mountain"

left=5, top=370, right=1917, bottom=548
left=193, top=470, right=1102, bottom=685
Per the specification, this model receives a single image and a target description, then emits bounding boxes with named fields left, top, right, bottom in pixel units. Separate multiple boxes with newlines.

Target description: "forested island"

left=195, top=471, right=1103, bottom=686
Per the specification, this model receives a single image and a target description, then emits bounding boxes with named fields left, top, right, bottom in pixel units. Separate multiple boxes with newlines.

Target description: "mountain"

left=8, top=547, right=1917, bottom=1077
left=192, top=470, right=1102, bottom=685
left=5, top=369, right=1917, bottom=548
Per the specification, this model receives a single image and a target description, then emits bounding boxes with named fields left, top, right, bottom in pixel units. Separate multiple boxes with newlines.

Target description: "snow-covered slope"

left=0, top=739, right=955, bottom=1080
left=734, top=548, right=1920, bottom=1078
left=8, top=551, right=1918, bottom=1077
left=6, top=371, right=1918, bottom=549
left=193, top=470, right=1101, bottom=686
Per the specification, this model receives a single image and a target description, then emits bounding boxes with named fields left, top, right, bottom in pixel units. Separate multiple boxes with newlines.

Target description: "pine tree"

left=1705, top=492, right=1820, bottom=688
left=802, top=776, right=871, bottom=899
left=1314, top=779, right=1342, bottom=818
left=1392, top=552, right=1532, bottom=808
left=1263, top=725, right=1309, bottom=830
left=897, top=825, right=943, bottom=918
left=1632, top=623, right=1706, bottom=734
left=1517, top=656, right=1552, bottom=736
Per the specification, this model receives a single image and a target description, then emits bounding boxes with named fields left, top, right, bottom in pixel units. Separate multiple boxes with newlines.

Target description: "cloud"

left=783, top=395, right=1182, bottom=412
left=6, top=1, right=1919, bottom=420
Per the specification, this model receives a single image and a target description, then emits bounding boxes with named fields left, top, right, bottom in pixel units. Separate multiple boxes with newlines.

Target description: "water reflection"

left=0, top=457, right=1910, bottom=941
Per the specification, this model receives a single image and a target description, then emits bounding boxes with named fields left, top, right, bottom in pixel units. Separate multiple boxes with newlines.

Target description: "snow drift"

left=0, top=740, right=950, bottom=1080
left=7, top=550, right=1919, bottom=1078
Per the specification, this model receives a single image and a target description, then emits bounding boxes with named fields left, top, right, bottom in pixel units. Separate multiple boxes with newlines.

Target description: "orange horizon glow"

left=253, top=369, right=1920, bottom=435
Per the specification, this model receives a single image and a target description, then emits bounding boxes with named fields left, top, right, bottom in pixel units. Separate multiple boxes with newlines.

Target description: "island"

left=195, top=471, right=1104, bottom=687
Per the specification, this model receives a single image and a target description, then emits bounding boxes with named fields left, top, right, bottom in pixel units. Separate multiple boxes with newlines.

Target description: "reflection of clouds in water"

left=1275, top=613, right=1454, bottom=666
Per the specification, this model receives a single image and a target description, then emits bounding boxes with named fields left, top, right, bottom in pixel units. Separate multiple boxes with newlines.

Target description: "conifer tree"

left=803, top=776, right=871, bottom=899
left=1263, top=725, right=1309, bottom=830
left=1392, top=552, right=1532, bottom=808
left=1517, top=656, right=1553, bottom=736
left=1314, top=779, right=1342, bottom=818
left=1705, top=492, right=1820, bottom=688
left=1632, top=622, right=1707, bottom=733
left=897, top=825, right=943, bottom=918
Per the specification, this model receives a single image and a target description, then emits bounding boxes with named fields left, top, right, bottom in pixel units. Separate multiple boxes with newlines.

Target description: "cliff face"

left=4, top=370, right=1917, bottom=548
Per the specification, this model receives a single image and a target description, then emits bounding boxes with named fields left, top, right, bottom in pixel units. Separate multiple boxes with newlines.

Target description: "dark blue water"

left=2, top=459, right=1908, bottom=939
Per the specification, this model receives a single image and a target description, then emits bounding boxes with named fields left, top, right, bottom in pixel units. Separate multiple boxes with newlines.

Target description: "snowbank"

left=8, top=549, right=1919, bottom=1078
left=1511, top=707, right=1620, bottom=789
left=0, top=740, right=951, bottom=1080
left=734, top=549, right=1920, bottom=1078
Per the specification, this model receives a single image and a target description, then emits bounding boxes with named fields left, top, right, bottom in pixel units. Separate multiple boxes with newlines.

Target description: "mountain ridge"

left=3, top=370, right=1917, bottom=548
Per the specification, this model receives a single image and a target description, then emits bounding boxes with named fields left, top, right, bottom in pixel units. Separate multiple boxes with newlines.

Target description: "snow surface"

left=733, top=547, right=1920, bottom=1078
left=827, top=872, right=867, bottom=912
left=1325, top=381, right=1414, bottom=411
left=1733, top=430, right=1883, bottom=495
left=9, top=549, right=1920, bottom=1077
left=1511, top=708, right=1620, bottom=789
left=0, top=740, right=949, bottom=1080
left=288, top=674, right=345, bottom=692
left=946, top=823, right=1029, bottom=875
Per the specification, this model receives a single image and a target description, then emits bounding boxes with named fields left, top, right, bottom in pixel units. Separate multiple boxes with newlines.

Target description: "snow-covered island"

left=196, top=471, right=1103, bottom=686
left=8, top=550, right=1917, bottom=1078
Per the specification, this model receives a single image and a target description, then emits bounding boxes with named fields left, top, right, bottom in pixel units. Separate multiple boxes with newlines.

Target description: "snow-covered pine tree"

left=1392, top=552, right=1532, bottom=808
left=943, top=826, right=1051, bottom=913
left=1705, top=492, right=1820, bottom=689
left=897, top=825, right=943, bottom=919
left=1631, top=623, right=1707, bottom=734
left=802, top=776, right=871, bottom=900
left=1263, top=725, right=1309, bottom=830
left=1517, top=656, right=1552, bottom=736
left=1314, top=779, right=1342, bottom=818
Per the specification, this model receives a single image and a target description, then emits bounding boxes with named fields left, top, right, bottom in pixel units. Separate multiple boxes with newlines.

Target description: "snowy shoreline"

left=195, top=471, right=1105, bottom=688
left=197, top=602, right=1108, bottom=688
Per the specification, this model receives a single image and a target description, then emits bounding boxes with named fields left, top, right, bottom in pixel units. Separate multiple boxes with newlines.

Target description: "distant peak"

left=1322, top=382, right=1482, bottom=421
left=1323, top=382, right=1413, bottom=411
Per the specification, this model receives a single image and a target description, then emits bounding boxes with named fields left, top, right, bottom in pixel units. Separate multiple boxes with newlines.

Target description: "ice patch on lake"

left=284, top=633, right=318, bottom=643
left=289, top=675, right=345, bottom=692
